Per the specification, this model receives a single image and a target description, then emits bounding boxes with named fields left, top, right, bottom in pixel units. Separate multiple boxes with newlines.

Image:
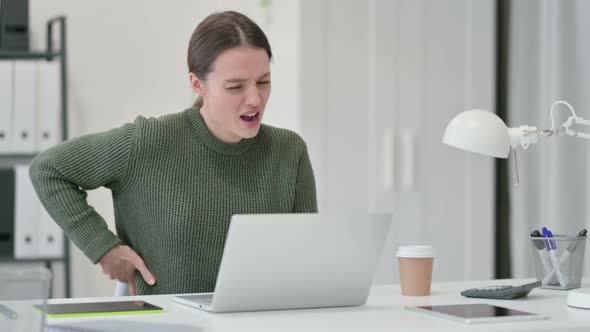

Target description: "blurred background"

left=1, top=0, right=589, bottom=298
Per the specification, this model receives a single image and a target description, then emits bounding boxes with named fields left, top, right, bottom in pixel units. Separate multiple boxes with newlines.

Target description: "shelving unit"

left=0, top=16, right=70, bottom=298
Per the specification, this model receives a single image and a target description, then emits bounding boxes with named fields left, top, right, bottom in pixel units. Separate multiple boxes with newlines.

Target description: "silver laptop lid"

left=210, top=213, right=392, bottom=312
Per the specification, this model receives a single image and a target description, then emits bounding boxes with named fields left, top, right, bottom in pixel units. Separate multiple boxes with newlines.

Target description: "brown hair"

left=188, top=11, right=273, bottom=108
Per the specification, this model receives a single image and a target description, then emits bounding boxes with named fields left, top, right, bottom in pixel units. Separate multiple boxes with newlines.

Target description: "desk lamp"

left=442, top=100, right=590, bottom=309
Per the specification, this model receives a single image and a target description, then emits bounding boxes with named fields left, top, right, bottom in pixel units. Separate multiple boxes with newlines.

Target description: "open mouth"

left=240, top=112, right=260, bottom=122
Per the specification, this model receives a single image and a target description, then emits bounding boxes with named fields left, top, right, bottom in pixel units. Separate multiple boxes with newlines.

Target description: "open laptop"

left=173, top=213, right=392, bottom=313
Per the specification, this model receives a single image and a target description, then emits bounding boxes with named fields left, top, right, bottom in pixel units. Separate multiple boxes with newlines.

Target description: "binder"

left=12, top=60, right=37, bottom=154
left=0, top=0, right=30, bottom=50
left=0, top=60, right=13, bottom=152
left=0, top=169, right=15, bottom=258
left=38, top=205, right=63, bottom=258
left=13, top=164, right=39, bottom=258
left=36, top=60, right=62, bottom=152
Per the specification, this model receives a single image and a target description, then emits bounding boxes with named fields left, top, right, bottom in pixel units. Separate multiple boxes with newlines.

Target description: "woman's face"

left=190, top=46, right=271, bottom=143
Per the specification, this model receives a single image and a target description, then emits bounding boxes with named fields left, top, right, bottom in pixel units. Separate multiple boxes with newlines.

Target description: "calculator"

left=460, top=281, right=542, bottom=300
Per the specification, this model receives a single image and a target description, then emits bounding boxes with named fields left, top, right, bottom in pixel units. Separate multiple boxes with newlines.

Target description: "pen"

left=543, top=228, right=587, bottom=286
left=0, top=304, right=18, bottom=320
left=531, top=230, right=554, bottom=284
left=542, top=227, right=568, bottom=287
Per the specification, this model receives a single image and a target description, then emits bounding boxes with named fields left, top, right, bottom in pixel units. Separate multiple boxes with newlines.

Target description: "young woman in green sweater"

left=30, top=11, right=317, bottom=296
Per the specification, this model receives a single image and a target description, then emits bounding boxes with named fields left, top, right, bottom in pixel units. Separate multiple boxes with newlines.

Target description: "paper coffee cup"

left=396, top=246, right=435, bottom=296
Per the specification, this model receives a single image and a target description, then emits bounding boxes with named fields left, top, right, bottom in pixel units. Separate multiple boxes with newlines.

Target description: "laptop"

left=173, top=213, right=392, bottom=313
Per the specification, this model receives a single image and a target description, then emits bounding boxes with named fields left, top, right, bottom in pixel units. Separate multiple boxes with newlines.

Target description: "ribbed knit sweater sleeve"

left=293, top=141, right=318, bottom=213
left=29, top=119, right=142, bottom=264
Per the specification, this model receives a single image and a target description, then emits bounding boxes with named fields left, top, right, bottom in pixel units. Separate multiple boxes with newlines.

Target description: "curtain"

left=508, top=0, right=590, bottom=278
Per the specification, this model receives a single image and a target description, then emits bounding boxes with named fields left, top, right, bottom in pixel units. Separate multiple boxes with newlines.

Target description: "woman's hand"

left=98, top=245, right=156, bottom=296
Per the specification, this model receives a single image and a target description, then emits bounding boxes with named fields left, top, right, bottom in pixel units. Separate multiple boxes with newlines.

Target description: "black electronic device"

left=407, top=303, right=547, bottom=324
left=34, top=301, right=164, bottom=318
left=0, top=168, right=15, bottom=257
left=460, top=281, right=541, bottom=300
left=0, top=0, right=29, bottom=50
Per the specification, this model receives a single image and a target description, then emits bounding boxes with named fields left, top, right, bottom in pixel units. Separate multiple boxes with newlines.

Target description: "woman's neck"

left=199, top=106, right=242, bottom=144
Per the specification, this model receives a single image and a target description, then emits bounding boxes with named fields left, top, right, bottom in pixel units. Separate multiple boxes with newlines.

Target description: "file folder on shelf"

left=12, top=164, right=64, bottom=259
left=12, top=60, right=37, bottom=154
left=36, top=60, right=62, bottom=152
left=0, top=61, right=13, bottom=153
left=38, top=205, right=63, bottom=258
left=0, top=169, right=15, bottom=258
left=1, top=15, right=69, bottom=298
left=13, top=164, right=39, bottom=258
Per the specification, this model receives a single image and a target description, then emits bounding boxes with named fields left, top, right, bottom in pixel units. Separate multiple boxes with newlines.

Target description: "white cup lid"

left=396, top=245, right=435, bottom=258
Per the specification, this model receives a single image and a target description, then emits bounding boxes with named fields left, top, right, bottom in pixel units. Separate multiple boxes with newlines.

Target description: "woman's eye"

left=257, top=81, right=270, bottom=85
left=227, top=86, right=243, bottom=90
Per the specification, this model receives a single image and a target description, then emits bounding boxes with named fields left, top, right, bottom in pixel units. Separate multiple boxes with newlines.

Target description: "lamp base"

left=567, top=288, right=590, bottom=309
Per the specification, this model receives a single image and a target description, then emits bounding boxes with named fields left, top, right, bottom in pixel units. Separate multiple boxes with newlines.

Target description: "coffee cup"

left=396, top=245, right=435, bottom=296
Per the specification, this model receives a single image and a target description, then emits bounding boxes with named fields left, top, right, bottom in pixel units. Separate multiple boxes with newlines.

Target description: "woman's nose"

left=245, top=86, right=262, bottom=107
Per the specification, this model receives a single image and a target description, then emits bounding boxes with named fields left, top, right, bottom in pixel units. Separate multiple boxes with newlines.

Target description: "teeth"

left=240, top=112, right=259, bottom=122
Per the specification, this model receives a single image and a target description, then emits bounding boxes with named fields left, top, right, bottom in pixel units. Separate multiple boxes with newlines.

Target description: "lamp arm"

left=508, top=116, right=590, bottom=151
left=560, top=116, right=590, bottom=139
left=545, top=100, right=590, bottom=139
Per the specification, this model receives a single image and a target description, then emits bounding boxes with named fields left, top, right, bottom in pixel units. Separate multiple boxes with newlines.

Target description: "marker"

left=568, top=229, right=588, bottom=252
left=531, top=230, right=554, bottom=284
left=542, top=227, right=568, bottom=287
left=0, top=304, right=17, bottom=320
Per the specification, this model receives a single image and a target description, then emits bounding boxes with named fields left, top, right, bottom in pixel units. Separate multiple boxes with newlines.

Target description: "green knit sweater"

left=29, top=108, right=317, bottom=295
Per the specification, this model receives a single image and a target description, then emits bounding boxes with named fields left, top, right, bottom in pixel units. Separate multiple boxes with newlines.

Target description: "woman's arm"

left=29, top=119, right=141, bottom=264
left=30, top=118, right=156, bottom=294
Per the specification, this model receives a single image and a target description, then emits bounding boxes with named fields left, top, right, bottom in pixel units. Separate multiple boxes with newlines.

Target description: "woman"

left=30, top=11, right=317, bottom=296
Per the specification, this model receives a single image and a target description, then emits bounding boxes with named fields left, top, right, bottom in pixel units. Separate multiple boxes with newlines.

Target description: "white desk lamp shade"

left=443, top=109, right=511, bottom=158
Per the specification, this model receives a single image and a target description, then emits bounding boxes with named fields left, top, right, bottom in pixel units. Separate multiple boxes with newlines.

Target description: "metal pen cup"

left=530, top=234, right=587, bottom=290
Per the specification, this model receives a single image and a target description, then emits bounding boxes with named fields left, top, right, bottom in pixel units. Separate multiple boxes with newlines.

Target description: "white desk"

left=46, top=278, right=590, bottom=332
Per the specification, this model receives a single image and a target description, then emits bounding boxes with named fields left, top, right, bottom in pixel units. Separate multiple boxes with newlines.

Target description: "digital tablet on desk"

left=34, top=301, right=163, bottom=318
left=405, top=303, right=548, bottom=324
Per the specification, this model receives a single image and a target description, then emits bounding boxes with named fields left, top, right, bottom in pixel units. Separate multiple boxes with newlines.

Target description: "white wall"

left=29, top=0, right=300, bottom=298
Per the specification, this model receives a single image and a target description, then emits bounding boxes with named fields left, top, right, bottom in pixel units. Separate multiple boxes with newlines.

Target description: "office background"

left=26, top=0, right=302, bottom=298
left=2, top=0, right=586, bottom=298
left=508, top=0, right=590, bottom=280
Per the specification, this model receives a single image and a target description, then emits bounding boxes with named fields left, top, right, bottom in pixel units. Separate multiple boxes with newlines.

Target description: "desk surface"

left=46, top=278, right=590, bottom=332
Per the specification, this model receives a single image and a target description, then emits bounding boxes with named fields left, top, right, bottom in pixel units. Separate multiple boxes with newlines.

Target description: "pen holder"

left=0, top=266, right=51, bottom=332
left=530, top=235, right=587, bottom=290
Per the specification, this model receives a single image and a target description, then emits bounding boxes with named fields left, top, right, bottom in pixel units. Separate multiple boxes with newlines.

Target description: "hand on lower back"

left=98, top=245, right=156, bottom=295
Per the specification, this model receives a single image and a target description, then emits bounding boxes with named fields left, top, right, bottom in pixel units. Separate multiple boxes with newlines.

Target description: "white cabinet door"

left=300, top=0, right=495, bottom=283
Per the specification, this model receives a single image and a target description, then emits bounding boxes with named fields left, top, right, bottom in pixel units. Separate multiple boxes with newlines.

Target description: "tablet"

left=34, top=301, right=163, bottom=318
left=406, top=303, right=548, bottom=324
